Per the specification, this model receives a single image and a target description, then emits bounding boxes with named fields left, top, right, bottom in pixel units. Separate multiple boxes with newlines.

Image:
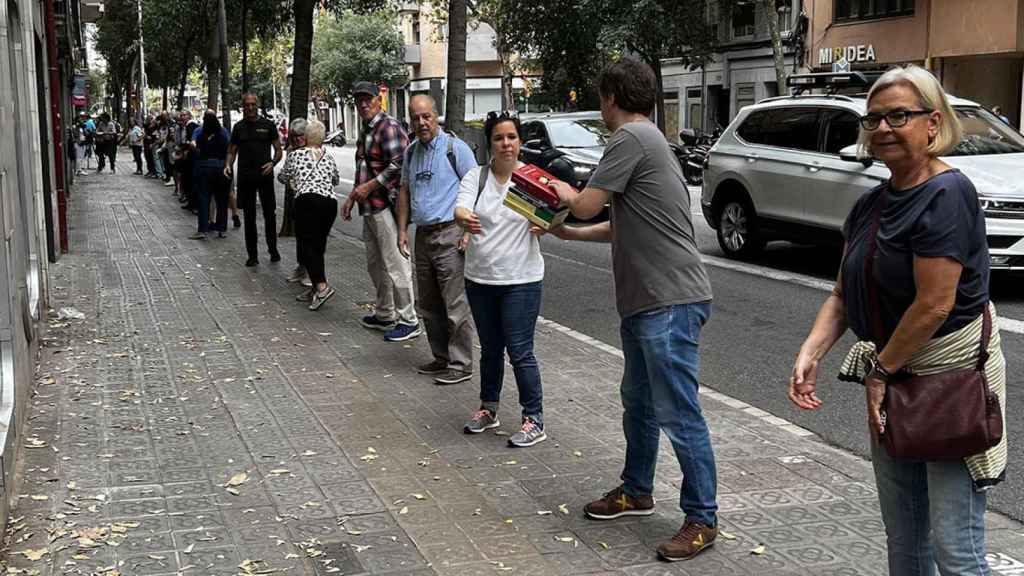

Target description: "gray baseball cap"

left=352, top=81, right=379, bottom=97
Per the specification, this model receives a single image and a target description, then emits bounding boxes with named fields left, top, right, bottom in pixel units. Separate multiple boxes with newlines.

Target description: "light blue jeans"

left=619, top=301, right=718, bottom=527
left=871, top=441, right=990, bottom=575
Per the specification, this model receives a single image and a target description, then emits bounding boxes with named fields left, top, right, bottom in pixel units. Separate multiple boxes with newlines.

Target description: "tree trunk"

left=207, top=41, right=221, bottom=112
left=176, top=43, right=190, bottom=109
left=162, top=85, right=168, bottom=111
left=445, top=0, right=467, bottom=136
left=652, top=59, right=666, bottom=133
left=218, top=0, right=230, bottom=130
left=241, top=0, right=249, bottom=92
left=764, top=0, right=787, bottom=94
left=281, top=0, right=315, bottom=237
left=495, top=32, right=514, bottom=110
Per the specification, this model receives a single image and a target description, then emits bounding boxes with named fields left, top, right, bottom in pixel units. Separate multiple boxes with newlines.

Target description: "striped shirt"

left=839, top=302, right=1007, bottom=489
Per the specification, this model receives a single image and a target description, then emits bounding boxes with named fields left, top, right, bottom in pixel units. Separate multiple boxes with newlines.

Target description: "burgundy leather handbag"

left=860, top=194, right=1002, bottom=461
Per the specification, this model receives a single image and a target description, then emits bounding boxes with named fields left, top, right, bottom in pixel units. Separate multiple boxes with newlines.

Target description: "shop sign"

left=818, top=44, right=876, bottom=66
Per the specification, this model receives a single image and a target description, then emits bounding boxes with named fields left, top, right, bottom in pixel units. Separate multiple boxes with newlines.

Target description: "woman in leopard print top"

left=278, top=119, right=340, bottom=310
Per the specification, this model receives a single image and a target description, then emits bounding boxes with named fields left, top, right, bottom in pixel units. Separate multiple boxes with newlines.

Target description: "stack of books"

left=505, top=165, right=572, bottom=230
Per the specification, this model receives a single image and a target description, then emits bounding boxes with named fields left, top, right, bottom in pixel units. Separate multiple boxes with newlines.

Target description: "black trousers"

left=295, top=194, right=338, bottom=285
left=96, top=142, right=117, bottom=171
left=131, top=145, right=143, bottom=172
left=238, top=173, right=278, bottom=260
left=177, top=156, right=197, bottom=208
left=143, top=144, right=155, bottom=174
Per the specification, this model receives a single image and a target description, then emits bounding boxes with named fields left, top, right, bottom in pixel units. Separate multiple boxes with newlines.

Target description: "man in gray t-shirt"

left=549, top=57, right=719, bottom=563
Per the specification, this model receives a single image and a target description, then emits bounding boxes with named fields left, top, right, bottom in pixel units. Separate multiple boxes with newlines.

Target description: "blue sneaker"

left=384, top=322, right=422, bottom=342
left=361, top=314, right=396, bottom=331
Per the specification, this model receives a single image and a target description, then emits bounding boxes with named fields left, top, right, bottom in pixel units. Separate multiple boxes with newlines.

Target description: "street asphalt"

left=321, top=144, right=1024, bottom=522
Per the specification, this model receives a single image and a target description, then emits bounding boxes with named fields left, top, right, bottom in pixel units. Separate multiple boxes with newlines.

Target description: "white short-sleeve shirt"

left=455, top=165, right=544, bottom=285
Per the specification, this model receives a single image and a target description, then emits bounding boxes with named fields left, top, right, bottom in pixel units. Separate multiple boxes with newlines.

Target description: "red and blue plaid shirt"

left=356, top=111, right=409, bottom=214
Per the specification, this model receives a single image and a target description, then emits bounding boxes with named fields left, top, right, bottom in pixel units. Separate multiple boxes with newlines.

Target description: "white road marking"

left=535, top=315, right=819, bottom=439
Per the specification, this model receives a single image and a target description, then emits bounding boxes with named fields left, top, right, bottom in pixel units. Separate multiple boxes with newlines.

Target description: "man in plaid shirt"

left=342, top=81, right=421, bottom=342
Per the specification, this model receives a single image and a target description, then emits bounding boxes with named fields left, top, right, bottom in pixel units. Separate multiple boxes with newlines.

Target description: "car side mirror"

left=524, top=139, right=547, bottom=151
left=839, top=144, right=873, bottom=168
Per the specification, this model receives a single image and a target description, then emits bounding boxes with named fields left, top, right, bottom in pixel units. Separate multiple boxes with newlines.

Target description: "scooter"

left=677, top=127, right=720, bottom=187
left=325, top=129, right=347, bottom=147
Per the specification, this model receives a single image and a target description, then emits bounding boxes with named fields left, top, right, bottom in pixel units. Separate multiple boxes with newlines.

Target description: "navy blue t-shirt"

left=194, top=127, right=230, bottom=161
left=840, top=169, right=989, bottom=345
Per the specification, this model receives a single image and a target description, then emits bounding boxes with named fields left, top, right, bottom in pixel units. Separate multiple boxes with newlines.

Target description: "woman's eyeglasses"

left=859, top=109, right=933, bottom=131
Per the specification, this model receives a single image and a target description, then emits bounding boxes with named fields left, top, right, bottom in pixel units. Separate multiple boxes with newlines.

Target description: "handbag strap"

left=863, top=192, right=888, bottom=347
left=861, top=189, right=991, bottom=370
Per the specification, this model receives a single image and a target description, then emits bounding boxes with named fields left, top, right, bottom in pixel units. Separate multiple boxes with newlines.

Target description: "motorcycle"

left=325, top=129, right=347, bottom=147
left=675, top=125, right=722, bottom=187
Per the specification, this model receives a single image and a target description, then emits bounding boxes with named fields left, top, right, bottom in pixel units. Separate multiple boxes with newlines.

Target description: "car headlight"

left=573, top=163, right=597, bottom=183
left=979, top=196, right=1024, bottom=219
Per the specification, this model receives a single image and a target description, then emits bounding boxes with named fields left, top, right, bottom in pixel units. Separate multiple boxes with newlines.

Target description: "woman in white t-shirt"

left=454, top=111, right=548, bottom=448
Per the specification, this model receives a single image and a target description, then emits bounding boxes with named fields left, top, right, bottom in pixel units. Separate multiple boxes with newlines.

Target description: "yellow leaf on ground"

left=19, top=548, right=47, bottom=561
left=226, top=472, right=249, bottom=487
left=719, top=530, right=737, bottom=540
left=751, top=544, right=766, bottom=555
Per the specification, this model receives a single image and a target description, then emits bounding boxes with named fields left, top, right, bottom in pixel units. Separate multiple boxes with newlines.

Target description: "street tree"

left=445, top=0, right=467, bottom=135
left=310, top=10, right=406, bottom=104
left=494, top=0, right=731, bottom=130
left=762, top=0, right=787, bottom=93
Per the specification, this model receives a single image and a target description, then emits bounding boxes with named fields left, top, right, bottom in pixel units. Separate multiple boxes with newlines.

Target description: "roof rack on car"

left=758, top=93, right=858, bottom=104
left=786, top=72, right=881, bottom=95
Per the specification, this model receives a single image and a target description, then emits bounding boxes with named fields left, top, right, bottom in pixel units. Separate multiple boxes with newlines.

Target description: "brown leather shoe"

left=656, top=520, right=717, bottom=561
left=583, top=485, right=655, bottom=520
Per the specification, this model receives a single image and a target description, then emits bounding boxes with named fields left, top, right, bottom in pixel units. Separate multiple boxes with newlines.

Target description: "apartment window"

left=732, top=1, right=755, bottom=39
left=835, top=0, right=914, bottom=22
left=412, top=14, right=421, bottom=44
left=777, top=0, right=793, bottom=34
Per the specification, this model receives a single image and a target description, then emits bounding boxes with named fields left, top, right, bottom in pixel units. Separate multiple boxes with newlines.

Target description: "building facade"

left=0, top=0, right=87, bottom=528
left=661, top=0, right=806, bottom=138
left=807, top=0, right=1024, bottom=128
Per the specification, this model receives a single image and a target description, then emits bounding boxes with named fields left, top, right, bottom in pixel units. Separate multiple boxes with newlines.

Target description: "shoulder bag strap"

left=473, top=165, right=490, bottom=210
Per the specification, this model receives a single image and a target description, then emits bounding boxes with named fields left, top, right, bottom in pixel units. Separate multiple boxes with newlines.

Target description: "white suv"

left=701, top=74, right=1024, bottom=270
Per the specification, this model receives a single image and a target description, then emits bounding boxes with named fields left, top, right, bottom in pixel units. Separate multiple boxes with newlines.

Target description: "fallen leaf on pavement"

left=226, top=472, right=249, bottom=487
left=719, top=530, right=737, bottom=540
left=751, top=544, right=766, bottom=555
left=19, top=548, right=47, bottom=561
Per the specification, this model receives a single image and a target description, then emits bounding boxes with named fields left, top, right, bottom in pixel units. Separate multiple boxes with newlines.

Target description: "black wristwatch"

left=867, top=358, right=893, bottom=383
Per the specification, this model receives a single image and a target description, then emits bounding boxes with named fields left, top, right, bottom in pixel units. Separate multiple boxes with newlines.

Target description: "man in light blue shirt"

left=397, top=95, right=478, bottom=385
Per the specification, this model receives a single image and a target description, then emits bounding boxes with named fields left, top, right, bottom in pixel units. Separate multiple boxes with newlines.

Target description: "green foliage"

left=309, top=10, right=407, bottom=101
left=493, top=0, right=728, bottom=109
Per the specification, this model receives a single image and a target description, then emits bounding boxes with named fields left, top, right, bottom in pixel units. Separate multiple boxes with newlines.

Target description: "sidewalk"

left=3, top=170, right=1022, bottom=576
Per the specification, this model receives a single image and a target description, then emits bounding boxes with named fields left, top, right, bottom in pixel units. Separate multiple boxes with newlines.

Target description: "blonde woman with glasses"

left=789, top=65, right=1006, bottom=575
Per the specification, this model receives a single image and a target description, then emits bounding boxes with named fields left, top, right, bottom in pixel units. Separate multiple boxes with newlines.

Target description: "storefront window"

left=835, top=0, right=914, bottom=22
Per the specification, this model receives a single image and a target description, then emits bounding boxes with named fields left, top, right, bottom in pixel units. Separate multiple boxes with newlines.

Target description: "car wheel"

left=716, top=196, right=764, bottom=259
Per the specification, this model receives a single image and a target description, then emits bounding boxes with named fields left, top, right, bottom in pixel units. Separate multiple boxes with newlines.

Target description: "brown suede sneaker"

left=656, top=520, right=717, bottom=561
left=583, top=485, right=655, bottom=520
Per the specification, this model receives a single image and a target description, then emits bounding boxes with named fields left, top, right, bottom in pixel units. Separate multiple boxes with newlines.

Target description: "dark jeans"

left=177, top=156, right=196, bottom=208
left=197, top=161, right=229, bottom=233
left=143, top=143, right=155, bottom=174
left=294, top=193, right=338, bottom=285
left=465, top=279, right=544, bottom=426
left=131, top=145, right=143, bottom=172
left=619, top=301, right=717, bottom=527
left=238, top=173, right=278, bottom=260
left=96, top=141, right=117, bottom=171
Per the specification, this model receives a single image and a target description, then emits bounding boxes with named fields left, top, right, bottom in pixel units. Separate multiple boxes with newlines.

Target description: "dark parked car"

left=519, top=111, right=609, bottom=188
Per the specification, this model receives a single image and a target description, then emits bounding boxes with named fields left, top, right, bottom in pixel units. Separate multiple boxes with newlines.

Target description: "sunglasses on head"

left=486, top=110, right=519, bottom=121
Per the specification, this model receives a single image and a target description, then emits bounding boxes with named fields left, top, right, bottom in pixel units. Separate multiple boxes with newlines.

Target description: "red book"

left=510, top=164, right=569, bottom=209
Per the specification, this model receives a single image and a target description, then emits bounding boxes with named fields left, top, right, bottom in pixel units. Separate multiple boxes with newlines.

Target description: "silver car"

left=701, top=87, right=1024, bottom=270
